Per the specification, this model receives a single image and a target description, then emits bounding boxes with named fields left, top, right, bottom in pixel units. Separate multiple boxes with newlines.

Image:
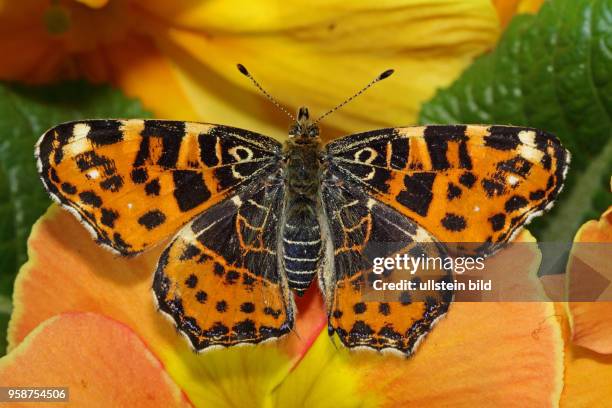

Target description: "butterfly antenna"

left=313, top=69, right=394, bottom=124
left=237, top=64, right=296, bottom=121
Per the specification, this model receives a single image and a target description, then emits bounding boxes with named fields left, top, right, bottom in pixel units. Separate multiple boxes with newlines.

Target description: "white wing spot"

left=354, top=147, right=378, bottom=164
left=87, top=169, right=100, bottom=180
left=518, top=130, right=536, bottom=146
left=507, top=175, right=519, bottom=186
left=73, top=123, right=91, bottom=139
left=229, top=146, right=254, bottom=162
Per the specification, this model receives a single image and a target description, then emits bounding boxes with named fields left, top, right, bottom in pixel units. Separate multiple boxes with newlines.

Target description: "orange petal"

left=567, top=206, right=612, bottom=354
left=97, top=35, right=200, bottom=121
left=9, top=206, right=325, bottom=407
left=0, top=312, right=191, bottom=407
left=492, top=0, right=545, bottom=28
left=558, top=308, right=612, bottom=407
left=351, top=231, right=563, bottom=406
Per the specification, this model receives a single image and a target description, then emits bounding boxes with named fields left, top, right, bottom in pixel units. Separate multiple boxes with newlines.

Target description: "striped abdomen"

left=282, top=198, right=322, bottom=295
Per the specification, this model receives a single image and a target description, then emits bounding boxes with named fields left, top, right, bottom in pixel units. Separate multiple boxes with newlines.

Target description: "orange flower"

left=2, top=208, right=569, bottom=406
left=565, top=206, right=612, bottom=354
left=0, top=0, right=508, bottom=139
left=0, top=312, right=192, bottom=407
left=538, top=201, right=612, bottom=406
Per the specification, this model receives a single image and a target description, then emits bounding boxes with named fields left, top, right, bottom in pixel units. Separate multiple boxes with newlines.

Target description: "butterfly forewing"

left=36, top=119, right=282, bottom=255
left=325, top=125, right=569, bottom=255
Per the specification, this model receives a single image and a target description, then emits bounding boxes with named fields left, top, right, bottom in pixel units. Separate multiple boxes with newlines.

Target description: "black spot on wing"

left=497, top=156, right=532, bottom=178
left=482, top=178, right=505, bottom=197
left=198, top=133, right=219, bottom=167
left=441, top=213, right=467, bottom=232
left=130, top=168, right=148, bottom=184
left=264, top=307, right=282, bottom=319
left=216, top=300, right=228, bottom=312
left=133, top=135, right=150, bottom=167
left=447, top=182, right=462, bottom=200
left=233, top=319, right=257, bottom=340
left=396, top=172, right=436, bottom=216
left=390, top=138, right=409, bottom=169
left=240, top=302, right=255, bottom=313
left=488, top=213, right=506, bottom=232
left=61, top=182, right=77, bottom=195
left=378, top=303, right=391, bottom=316
left=75, top=151, right=116, bottom=174
left=145, top=178, right=161, bottom=196
left=172, top=170, right=211, bottom=212
left=180, top=244, right=201, bottom=261
left=79, top=191, right=102, bottom=207
left=459, top=171, right=477, bottom=188
left=100, top=174, right=124, bottom=192
left=353, top=302, right=367, bottom=314
left=185, top=274, right=198, bottom=288
left=424, top=125, right=467, bottom=170
left=505, top=195, right=529, bottom=212
left=196, top=290, right=207, bottom=304
left=87, top=121, right=123, bottom=145
left=100, top=208, right=119, bottom=228
left=529, top=190, right=545, bottom=200
left=141, top=121, right=185, bottom=168
left=484, top=126, right=520, bottom=151
left=138, top=210, right=167, bottom=230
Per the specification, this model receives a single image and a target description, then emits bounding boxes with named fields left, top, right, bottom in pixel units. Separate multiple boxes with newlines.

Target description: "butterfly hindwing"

left=36, top=119, right=282, bottom=255
left=325, top=125, right=569, bottom=255
left=153, top=175, right=295, bottom=350
left=320, top=181, right=452, bottom=354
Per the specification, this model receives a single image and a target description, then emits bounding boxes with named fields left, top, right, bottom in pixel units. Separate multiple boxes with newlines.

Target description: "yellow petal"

left=0, top=312, right=191, bottom=407
left=273, top=331, right=379, bottom=408
left=74, top=0, right=109, bottom=9
left=140, top=0, right=501, bottom=137
left=567, top=206, right=612, bottom=354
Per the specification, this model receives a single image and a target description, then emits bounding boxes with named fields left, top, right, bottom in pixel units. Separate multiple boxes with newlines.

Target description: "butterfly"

left=35, top=65, right=569, bottom=355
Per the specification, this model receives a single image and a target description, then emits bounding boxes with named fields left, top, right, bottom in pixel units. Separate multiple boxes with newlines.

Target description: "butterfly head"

left=289, top=107, right=320, bottom=139
left=237, top=63, right=394, bottom=141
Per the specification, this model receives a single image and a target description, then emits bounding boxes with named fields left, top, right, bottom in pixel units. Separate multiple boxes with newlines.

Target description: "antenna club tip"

left=237, top=63, right=249, bottom=76
left=379, top=69, right=394, bottom=80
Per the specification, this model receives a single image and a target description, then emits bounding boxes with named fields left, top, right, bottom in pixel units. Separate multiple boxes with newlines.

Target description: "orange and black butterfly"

left=36, top=66, right=569, bottom=355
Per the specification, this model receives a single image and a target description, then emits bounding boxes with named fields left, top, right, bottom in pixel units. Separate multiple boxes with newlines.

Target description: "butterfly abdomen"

left=282, top=138, right=322, bottom=295
left=282, top=200, right=322, bottom=295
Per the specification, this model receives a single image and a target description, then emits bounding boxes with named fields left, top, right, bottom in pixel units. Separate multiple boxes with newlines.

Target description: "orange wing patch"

left=154, top=225, right=293, bottom=350
left=153, top=176, right=294, bottom=350
left=326, top=125, right=569, bottom=254
left=36, top=120, right=281, bottom=255
left=320, top=184, right=452, bottom=355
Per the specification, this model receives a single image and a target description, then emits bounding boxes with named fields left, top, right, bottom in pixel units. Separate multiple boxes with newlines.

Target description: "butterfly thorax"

left=281, top=107, right=323, bottom=295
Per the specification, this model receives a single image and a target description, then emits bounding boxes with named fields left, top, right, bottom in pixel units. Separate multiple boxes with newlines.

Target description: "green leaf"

left=419, top=0, right=612, bottom=243
left=0, top=81, right=150, bottom=353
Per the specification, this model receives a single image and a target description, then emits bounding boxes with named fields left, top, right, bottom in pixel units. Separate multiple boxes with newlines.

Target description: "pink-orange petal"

left=9, top=206, right=326, bottom=407
left=567, top=206, right=612, bottom=354
left=0, top=312, right=191, bottom=407
left=351, top=231, right=564, bottom=407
